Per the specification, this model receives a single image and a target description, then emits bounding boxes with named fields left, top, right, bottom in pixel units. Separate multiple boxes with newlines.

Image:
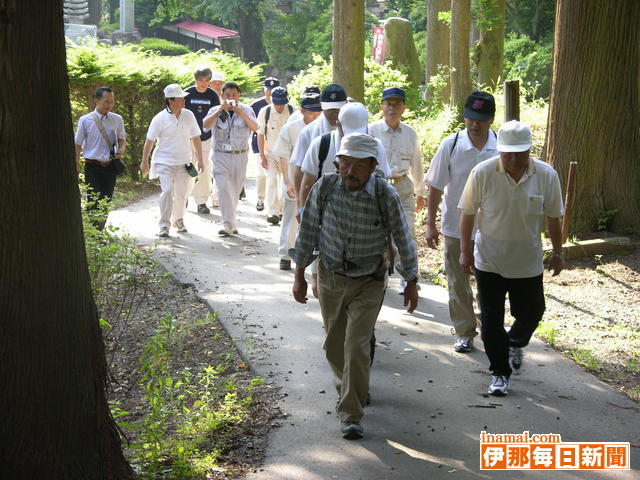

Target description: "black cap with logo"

left=463, top=91, right=496, bottom=121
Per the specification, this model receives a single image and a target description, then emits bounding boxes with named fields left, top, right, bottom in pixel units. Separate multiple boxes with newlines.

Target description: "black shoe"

left=366, top=392, right=371, bottom=405
left=267, top=214, right=280, bottom=225
left=197, top=204, right=210, bottom=214
left=239, top=187, right=246, bottom=200
left=279, top=259, right=291, bottom=270
left=340, top=421, right=364, bottom=440
left=256, top=199, right=265, bottom=211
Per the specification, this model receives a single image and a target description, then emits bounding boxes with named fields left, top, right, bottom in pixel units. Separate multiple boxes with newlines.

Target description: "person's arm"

left=459, top=214, right=475, bottom=274
left=203, top=104, right=226, bottom=130
left=292, top=266, right=308, bottom=304
left=425, top=186, right=443, bottom=248
left=191, top=136, right=204, bottom=172
left=234, top=105, right=258, bottom=132
left=547, top=216, right=565, bottom=276
left=116, top=138, right=126, bottom=158
left=74, top=144, right=82, bottom=173
left=140, top=139, right=154, bottom=176
left=299, top=173, right=318, bottom=210
left=280, top=156, right=295, bottom=199
left=258, top=133, right=268, bottom=169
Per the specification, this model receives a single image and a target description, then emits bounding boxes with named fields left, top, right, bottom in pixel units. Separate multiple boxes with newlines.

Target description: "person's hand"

left=416, top=196, right=425, bottom=212
left=260, top=153, right=268, bottom=170
left=197, top=159, right=204, bottom=174
left=459, top=250, right=474, bottom=275
left=403, top=280, right=419, bottom=313
left=292, top=276, right=308, bottom=304
left=140, top=160, right=149, bottom=176
left=116, top=148, right=125, bottom=159
left=548, top=254, right=565, bottom=276
left=285, top=181, right=296, bottom=200
left=425, top=224, right=440, bottom=249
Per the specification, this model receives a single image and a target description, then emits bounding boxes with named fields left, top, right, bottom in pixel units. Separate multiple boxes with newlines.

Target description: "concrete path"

left=109, top=170, right=639, bottom=480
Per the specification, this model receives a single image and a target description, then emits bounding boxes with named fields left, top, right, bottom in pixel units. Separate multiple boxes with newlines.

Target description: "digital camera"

left=226, top=99, right=236, bottom=107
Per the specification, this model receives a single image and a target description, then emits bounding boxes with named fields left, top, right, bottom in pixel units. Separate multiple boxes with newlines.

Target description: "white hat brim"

left=321, top=101, right=347, bottom=110
left=497, top=143, right=531, bottom=152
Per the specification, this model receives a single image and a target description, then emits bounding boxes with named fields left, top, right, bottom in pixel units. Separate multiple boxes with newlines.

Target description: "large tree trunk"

left=545, top=0, right=640, bottom=233
left=238, top=10, right=267, bottom=64
left=425, top=0, right=451, bottom=103
left=475, top=0, right=505, bottom=89
left=333, top=0, right=364, bottom=101
left=0, top=1, right=134, bottom=478
left=88, top=0, right=102, bottom=25
left=450, top=0, right=473, bottom=121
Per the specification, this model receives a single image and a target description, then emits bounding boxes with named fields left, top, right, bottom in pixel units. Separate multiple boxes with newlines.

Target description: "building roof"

left=174, top=20, right=238, bottom=39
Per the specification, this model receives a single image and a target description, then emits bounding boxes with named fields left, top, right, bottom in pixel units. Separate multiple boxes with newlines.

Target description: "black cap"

left=463, top=91, right=495, bottom=121
left=300, top=93, right=322, bottom=112
left=264, top=76, right=280, bottom=89
left=304, top=85, right=321, bottom=95
left=320, top=84, right=347, bottom=110
left=382, top=87, right=406, bottom=101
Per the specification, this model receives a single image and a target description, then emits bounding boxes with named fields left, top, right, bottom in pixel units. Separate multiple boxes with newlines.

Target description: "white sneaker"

left=397, top=279, right=407, bottom=295
left=454, top=336, right=474, bottom=353
left=509, top=347, right=524, bottom=374
left=218, top=227, right=234, bottom=236
left=173, top=219, right=187, bottom=233
left=488, top=375, right=510, bottom=396
left=158, top=227, right=169, bottom=237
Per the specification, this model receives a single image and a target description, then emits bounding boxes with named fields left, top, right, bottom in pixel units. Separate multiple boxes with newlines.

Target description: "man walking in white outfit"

left=140, top=84, right=203, bottom=237
left=203, top=81, right=258, bottom=236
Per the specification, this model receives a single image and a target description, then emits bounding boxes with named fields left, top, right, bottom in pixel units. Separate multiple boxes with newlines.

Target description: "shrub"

left=139, top=37, right=191, bottom=56
left=503, top=33, right=553, bottom=100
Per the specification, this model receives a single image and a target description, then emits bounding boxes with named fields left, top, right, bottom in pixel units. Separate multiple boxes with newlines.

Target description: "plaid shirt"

left=290, top=174, right=418, bottom=280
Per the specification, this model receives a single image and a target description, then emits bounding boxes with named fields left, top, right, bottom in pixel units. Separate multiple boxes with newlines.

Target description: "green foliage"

left=472, top=0, right=503, bottom=32
left=505, top=0, right=555, bottom=43
left=383, top=0, right=427, bottom=33
left=503, top=33, right=553, bottom=100
left=139, top=37, right=191, bottom=56
left=596, top=209, right=619, bottom=231
left=67, top=42, right=262, bottom=176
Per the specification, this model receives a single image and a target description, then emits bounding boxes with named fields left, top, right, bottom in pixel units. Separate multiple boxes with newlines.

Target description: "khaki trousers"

left=444, top=235, right=478, bottom=338
left=190, top=138, right=217, bottom=205
left=389, top=175, right=416, bottom=240
left=318, top=261, right=385, bottom=422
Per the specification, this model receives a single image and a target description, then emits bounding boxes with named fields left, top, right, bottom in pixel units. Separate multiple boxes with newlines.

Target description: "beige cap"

left=337, top=132, right=378, bottom=160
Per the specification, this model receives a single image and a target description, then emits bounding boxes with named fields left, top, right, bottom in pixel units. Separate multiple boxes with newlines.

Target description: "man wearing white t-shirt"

left=424, top=91, right=498, bottom=353
left=140, top=84, right=203, bottom=237
left=458, top=120, right=565, bottom=397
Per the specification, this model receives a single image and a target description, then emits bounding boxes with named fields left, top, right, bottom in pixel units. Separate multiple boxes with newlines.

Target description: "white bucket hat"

left=337, top=132, right=378, bottom=160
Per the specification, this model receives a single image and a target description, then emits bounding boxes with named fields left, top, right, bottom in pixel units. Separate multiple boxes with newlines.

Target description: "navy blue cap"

left=264, top=77, right=280, bottom=89
left=382, top=87, right=406, bottom=101
left=304, top=85, right=321, bottom=95
left=271, top=87, right=289, bottom=105
left=320, top=84, right=347, bottom=110
left=300, top=93, right=322, bottom=112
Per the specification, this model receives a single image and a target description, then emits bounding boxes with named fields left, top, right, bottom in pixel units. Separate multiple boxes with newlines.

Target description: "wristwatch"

left=551, top=252, right=565, bottom=259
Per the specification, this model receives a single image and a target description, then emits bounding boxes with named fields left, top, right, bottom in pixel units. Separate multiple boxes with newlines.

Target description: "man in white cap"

left=297, top=102, right=391, bottom=297
left=140, top=84, right=204, bottom=237
left=209, top=71, right=225, bottom=98
left=458, top=120, right=565, bottom=397
left=291, top=132, right=418, bottom=440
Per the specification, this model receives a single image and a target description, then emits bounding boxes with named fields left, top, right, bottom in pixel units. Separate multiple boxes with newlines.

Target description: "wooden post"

left=561, top=161, right=578, bottom=244
left=504, top=80, right=520, bottom=121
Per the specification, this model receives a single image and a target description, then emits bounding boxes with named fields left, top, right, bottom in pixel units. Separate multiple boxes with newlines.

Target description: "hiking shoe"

left=232, top=228, right=238, bottom=234
left=256, top=199, right=265, bottom=211
left=158, top=227, right=169, bottom=238
left=340, top=421, right=364, bottom=440
left=218, top=228, right=234, bottom=236
left=197, top=203, right=210, bottom=214
left=239, top=187, right=246, bottom=200
left=173, top=219, right=187, bottom=232
left=510, top=347, right=524, bottom=374
left=488, top=375, right=510, bottom=396
left=454, top=336, right=474, bottom=353
left=279, top=259, right=291, bottom=270
left=267, top=214, right=280, bottom=225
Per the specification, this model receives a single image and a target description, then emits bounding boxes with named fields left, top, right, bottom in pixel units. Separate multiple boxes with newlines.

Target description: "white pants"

left=254, top=152, right=266, bottom=200
left=389, top=175, right=416, bottom=240
left=265, top=153, right=283, bottom=216
left=214, top=152, right=249, bottom=230
left=190, top=138, right=218, bottom=205
left=155, top=163, right=191, bottom=229
left=278, top=182, right=298, bottom=259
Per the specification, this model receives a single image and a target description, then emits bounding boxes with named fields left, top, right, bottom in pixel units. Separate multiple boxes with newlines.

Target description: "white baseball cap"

left=337, top=132, right=378, bottom=160
left=163, top=83, right=189, bottom=98
left=210, top=71, right=225, bottom=82
left=338, top=102, right=369, bottom=135
left=497, top=120, right=532, bottom=152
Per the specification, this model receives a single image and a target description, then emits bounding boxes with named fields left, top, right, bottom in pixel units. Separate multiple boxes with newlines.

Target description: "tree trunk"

left=383, top=17, right=422, bottom=88
left=450, top=0, right=473, bottom=120
left=545, top=0, right=640, bottom=233
left=333, top=0, right=364, bottom=101
left=476, top=0, right=505, bottom=89
left=425, top=0, right=451, bottom=103
left=88, top=0, right=102, bottom=25
left=0, top=2, right=134, bottom=478
left=238, top=10, right=267, bottom=64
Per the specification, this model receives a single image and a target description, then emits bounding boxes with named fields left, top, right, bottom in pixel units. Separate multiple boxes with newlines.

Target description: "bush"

left=67, top=42, right=263, bottom=179
left=139, top=37, right=191, bottom=56
left=503, top=33, right=553, bottom=100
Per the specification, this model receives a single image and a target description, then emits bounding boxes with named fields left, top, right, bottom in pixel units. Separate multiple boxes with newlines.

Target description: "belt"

left=389, top=174, right=408, bottom=183
left=85, top=159, right=112, bottom=166
left=216, top=148, right=248, bottom=155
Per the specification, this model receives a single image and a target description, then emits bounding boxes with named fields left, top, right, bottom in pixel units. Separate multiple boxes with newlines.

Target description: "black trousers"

left=84, top=162, right=117, bottom=230
left=475, top=269, right=545, bottom=377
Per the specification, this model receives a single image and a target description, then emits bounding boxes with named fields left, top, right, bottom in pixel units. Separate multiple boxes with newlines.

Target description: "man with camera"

left=74, top=86, right=126, bottom=230
left=140, top=84, right=204, bottom=238
left=203, top=81, right=258, bottom=236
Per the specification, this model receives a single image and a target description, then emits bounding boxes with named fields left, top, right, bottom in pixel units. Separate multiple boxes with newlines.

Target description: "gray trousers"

left=444, top=235, right=478, bottom=338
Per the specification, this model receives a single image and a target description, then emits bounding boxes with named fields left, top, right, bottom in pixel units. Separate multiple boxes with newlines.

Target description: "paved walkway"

left=109, top=170, right=639, bottom=480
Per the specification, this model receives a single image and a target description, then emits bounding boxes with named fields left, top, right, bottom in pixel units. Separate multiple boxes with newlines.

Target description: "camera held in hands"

left=226, top=99, right=236, bottom=107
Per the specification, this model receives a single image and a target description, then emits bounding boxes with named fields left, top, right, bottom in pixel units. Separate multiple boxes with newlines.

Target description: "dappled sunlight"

left=385, top=439, right=484, bottom=476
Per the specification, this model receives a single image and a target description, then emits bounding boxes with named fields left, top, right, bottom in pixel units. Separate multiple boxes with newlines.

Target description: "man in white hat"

left=291, top=132, right=418, bottom=440
left=140, top=84, right=204, bottom=237
left=458, top=120, right=565, bottom=397
left=209, top=71, right=225, bottom=98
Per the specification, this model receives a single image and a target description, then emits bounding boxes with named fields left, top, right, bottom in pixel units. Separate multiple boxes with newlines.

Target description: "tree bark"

left=0, top=1, right=134, bottom=478
left=475, top=0, right=505, bottom=89
left=450, top=0, right=473, bottom=120
left=88, top=0, right=102, bottom=25
left=238, top=10, right=267, bottom=65
left=333, top=0, right=364, bottom=101
left=426, top=0, right=451, bottom=102
left=545, top=0, right=640, bottom=233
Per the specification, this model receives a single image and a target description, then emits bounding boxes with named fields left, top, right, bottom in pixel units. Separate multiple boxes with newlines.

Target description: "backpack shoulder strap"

left=374, top=176, right=395, bottom=274
left=264, top=105, right=272, bottom=142
left=449, top=131, right=460, bottom=156
left=317, top=132, right=333, bottom=178
left=287, top=104, right=294, bottom=115
left=318, top=173, right=340, bottom=226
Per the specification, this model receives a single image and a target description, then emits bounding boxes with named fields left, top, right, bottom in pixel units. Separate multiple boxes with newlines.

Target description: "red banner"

left=373, top=26, right=385, bottom=65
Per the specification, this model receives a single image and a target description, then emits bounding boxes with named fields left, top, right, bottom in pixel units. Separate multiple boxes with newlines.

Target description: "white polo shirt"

left=146, top=108, right=200, bottom=165
left=369, top=120, right=427, bottom=196
left=458, top=156, right=564, bottom=278
left=257, top=105, right=292, bottom=154
left=424, top=129, right=498, bottom=238
left=290, top=115, right=335, bottom=168
left=301, top=130, right=391, bottom=179
left=272, top=117, right=305, bottom=161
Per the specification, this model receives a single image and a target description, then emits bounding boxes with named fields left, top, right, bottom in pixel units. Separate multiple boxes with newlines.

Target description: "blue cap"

left=382, top=87, right=406, bottom=101
left=320, top=84, right=347, bottom=110
left=271, top=87, right=289, bottom=105
left=300, top=93, right=322, bottom=112
left=264, top=77, right=280, bottom=89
